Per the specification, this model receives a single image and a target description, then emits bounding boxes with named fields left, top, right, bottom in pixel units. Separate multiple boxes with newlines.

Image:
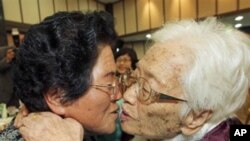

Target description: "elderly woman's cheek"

left=138, top=104, right=182, bottom=138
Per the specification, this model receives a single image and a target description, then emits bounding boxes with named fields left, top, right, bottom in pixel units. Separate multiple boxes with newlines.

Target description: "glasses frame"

left=91, top=78, right=119, bottom=100
left=126, top=76, right=187, bottom=104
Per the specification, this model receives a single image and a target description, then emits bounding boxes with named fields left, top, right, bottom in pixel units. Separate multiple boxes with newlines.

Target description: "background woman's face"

left=63, top=45, right=121, bottom=134
left=116, top=54, right=132, bottom=74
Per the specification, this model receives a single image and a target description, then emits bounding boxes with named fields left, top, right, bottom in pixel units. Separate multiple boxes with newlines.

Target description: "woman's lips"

left=111, top=107, right=119, bottom=113
left=120, top=108, right=131, bottom=121
left=110, top=106, right=119, bottom=115
left=109, top=106, right=119, bottom=118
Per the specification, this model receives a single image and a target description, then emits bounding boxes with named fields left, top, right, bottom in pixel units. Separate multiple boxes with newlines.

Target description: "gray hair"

left=152, top=17, right=250, bottom=122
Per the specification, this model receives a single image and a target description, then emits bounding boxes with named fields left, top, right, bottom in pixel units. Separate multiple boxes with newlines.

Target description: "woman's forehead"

left=92, top=46, right=116, bottom=78
left=137, top=43, right=191, bottom=84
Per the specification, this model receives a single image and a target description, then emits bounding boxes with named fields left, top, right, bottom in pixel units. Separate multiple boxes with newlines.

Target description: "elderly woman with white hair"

left=14, top=17, right=250, bottom=141
left=121, top=17, right=250, bottom=141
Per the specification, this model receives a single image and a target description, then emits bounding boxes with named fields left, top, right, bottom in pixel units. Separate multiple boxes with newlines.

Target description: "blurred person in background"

left=115, top=47, right=139, bottom=95
left=0, top=28, right=22, bottom=114
left=0, top=46, right=19, bottom=113
left=115, top=47, right=138, bottom=76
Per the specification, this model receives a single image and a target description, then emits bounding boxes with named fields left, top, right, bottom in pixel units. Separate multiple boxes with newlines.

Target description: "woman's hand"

left=14, top=104, right=29, bottom=128
left=18, top=112, right=84, bottom=141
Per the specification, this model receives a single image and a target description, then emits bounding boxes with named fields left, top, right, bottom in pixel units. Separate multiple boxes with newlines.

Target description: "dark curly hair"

left=13, top=11, right=117, bottom=112
left=114, top=47, right=138, bottom=70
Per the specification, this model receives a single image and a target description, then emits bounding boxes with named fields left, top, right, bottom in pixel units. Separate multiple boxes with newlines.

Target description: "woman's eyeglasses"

left=121, top=75, right=187, bottom=104
left=91, top=72, right=187, bottom=104
left=91, top=78, right=120, bottom=100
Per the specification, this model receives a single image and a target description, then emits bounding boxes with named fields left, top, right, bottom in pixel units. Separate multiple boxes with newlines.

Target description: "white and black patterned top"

left=0, top=121, right=24, bottom=141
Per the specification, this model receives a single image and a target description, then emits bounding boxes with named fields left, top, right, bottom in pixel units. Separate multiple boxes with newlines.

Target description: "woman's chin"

left=121, top=122, right=139, bottom=135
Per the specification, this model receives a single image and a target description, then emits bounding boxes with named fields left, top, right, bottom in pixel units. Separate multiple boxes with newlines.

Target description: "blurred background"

left=0, top=0, right=249, bottom=58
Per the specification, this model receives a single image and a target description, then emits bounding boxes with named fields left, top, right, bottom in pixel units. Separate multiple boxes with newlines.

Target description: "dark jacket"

left=201, top=118, right=242, bottom=141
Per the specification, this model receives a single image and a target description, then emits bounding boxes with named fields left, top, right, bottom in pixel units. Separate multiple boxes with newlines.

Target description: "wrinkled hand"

left=5, top=48, right=15, bottom=63
left=14, top=104, right=29, bottom=128
left=18, top=112, right=84, bottom=141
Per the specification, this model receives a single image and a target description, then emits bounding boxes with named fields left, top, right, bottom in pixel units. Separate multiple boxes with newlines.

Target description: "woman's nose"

left=116, top=89, right=122, bottom=100
left=123, top=85, right=137, bottom=105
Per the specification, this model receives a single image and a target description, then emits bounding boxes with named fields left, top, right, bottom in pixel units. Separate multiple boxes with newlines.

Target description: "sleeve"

left=0, top=58, right=11, bottom=72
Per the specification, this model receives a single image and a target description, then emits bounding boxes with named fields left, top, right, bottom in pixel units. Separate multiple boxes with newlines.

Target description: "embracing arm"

left=15, top=109, right=84, bottom=141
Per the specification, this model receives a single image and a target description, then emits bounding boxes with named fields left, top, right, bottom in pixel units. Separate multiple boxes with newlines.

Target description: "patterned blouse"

left=0, top=121, right=24, bottom=141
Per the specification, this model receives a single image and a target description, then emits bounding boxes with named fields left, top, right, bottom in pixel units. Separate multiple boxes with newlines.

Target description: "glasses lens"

left=113, top=78, right=121, bottom=98
left=137, top=78, right=151, bottom=102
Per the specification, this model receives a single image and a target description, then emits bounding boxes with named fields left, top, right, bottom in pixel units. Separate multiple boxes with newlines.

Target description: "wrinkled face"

left=116, top=54, right=132, bottom=74
left=121, top=42, right=190, bottom=139
left=64, top=45, right=121, bottom=134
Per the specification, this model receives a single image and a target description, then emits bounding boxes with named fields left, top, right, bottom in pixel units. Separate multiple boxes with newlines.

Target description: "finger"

left=14, top=112, right=28, bottom=128
left=21, top=105, right=29, bottom=116
left=20, top=113, right=42, bottom=128
left=14, top=105, right=30, bottom=127
left=19, top=126, right=34, bottom=141
left=64, top=117, right=79, bottom=123
left=64, top=118, right=84, bottom=140
left=14, top=113, right=24, bottom=128
left=21, top=112, right=61, bottom=129
left=64, top=118, right=83, bottom=129
left=39, top=112, right=63, bottom=120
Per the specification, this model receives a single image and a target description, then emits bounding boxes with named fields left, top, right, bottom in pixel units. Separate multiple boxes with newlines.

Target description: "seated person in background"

left=115, top=47, right=138, bottom=75
left=0, top=46, right=19, bottom=111
left=13, top=18, right=250, bottom=141
left=115, top=47, right=138, bottom=94
left=0, top=11, right=121, bottom=141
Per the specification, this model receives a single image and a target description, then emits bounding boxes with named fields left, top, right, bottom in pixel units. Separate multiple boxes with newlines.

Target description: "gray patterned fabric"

left=0, top=121, right=24, bottom=141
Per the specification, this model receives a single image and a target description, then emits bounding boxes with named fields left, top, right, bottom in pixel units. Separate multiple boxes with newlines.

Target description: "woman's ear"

left=44, top=88, right=66, bottom=116
left=181, top=110, right=213, bottom=135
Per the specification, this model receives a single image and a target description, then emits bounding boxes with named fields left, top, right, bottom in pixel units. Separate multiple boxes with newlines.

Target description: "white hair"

left=152, top=17, right=250, bottom=123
